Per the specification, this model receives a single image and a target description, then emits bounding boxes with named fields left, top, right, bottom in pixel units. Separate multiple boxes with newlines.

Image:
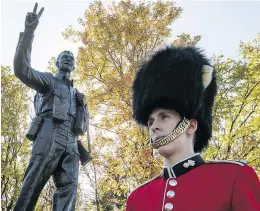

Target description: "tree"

left=172, top=33, right=201, bottom=46
left=204, top=34, right=260, bottom=174
left=1, top=66, right=31, bottom=210
left=63, top=0, right=201, bottom=209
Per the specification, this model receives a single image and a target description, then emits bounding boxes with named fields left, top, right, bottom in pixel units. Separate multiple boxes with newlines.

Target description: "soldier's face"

left=148, top=108, right=196, bottom=157
left=57, top=52, right=75, bottom=73
left=148, top=108, right=181, bottom=143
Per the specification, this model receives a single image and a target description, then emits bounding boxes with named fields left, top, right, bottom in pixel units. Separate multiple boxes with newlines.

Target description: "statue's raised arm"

left=13, top=3, right=51, bottom=94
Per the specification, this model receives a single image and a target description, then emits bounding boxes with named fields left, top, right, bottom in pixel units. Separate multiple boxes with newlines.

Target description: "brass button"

left=165, top=203, right=173, bottom=210
left=166, top=190, right=175, bottom=198
left=169, top=179, right=177, bottom=186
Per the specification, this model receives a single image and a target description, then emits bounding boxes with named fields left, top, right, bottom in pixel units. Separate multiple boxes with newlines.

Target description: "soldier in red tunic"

left=126, top=46, right=260, bottom=211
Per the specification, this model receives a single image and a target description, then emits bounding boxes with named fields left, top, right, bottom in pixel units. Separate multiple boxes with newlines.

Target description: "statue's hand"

left=24, top=3, right=44, bottom=33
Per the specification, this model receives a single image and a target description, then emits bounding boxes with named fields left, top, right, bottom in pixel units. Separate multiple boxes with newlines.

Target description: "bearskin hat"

left=132, top=46, right=217, bottom=152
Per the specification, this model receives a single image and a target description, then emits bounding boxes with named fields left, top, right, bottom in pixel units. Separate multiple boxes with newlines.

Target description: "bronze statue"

left=13, top=3, right=91, bottom=211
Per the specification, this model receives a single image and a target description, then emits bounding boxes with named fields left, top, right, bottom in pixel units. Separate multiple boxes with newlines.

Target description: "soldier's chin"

left=157, top=141, right=175, bottom=157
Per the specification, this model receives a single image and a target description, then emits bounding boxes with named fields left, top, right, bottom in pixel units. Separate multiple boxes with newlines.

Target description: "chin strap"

left=150, top=117, right=190, bottom=149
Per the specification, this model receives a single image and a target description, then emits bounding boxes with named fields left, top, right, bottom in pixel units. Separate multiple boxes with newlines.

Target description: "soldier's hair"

left=56, top=50, right=74, bottom=67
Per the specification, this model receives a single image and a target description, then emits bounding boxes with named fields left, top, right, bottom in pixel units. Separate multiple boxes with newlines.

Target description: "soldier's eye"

left=147, top=120, right=153, bottom=127
left=162, top=114, right=168, bottom=119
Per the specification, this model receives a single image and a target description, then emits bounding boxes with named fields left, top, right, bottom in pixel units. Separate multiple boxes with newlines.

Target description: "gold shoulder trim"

left=206, top=160, right=247, bottom=166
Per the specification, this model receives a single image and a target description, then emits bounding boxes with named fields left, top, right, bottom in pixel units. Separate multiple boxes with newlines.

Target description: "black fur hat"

left=132, top=46, right=217, bottom=152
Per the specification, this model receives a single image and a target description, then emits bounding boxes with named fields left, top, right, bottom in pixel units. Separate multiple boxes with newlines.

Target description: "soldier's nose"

left=151, top=124, right=160, bottom=133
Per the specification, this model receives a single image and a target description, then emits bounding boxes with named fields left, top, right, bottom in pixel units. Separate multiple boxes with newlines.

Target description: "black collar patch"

left=163, top=153, right=205, bottom=179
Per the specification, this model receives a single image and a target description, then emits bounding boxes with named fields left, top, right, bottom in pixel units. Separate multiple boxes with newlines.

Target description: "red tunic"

left=126, top=155, right=260, bottom=211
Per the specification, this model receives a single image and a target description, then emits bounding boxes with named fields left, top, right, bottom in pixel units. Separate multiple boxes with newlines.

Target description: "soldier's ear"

left=56, top=60, right=59, bottom=68
left=186, top=119, right=198, bottom=135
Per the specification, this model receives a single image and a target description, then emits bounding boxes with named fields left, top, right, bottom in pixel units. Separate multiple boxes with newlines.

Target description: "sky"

left=1, top=0, right=260, bottom=72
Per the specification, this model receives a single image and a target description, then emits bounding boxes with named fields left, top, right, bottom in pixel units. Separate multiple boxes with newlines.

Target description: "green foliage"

left=204, top=34, right=260, bottom=174
left=172, top=33, right=201, bottom=46
left=1, top=66, right=31, bottom=210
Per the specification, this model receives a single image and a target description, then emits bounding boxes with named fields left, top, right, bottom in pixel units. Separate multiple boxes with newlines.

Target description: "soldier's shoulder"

left=206, top=159, right=247, bottom=166
left=205, top=160, right=258, bottom=182
left=127, top=175, right=161, bottom=198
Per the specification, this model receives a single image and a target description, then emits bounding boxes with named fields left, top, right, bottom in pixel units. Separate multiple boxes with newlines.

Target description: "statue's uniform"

left=13, top=32, right=88, bottom=211
left=126, top=154, right=260, bottom=211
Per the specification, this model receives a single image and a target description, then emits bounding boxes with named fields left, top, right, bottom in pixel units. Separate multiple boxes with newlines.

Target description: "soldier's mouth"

left=154, top=136, right=165, bottom=142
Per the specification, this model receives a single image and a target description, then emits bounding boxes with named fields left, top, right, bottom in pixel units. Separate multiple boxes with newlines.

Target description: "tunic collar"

left=162, top=153, right=205, bottom=179
left=55, top=72, right=73, bottom=86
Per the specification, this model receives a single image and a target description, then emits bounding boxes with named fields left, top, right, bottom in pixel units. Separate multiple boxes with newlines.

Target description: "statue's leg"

left=52, top=139, right=79, bottom=211
left=14, top=121, right=65, bottom=211
left=28, top=141, right=66, bottom=209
